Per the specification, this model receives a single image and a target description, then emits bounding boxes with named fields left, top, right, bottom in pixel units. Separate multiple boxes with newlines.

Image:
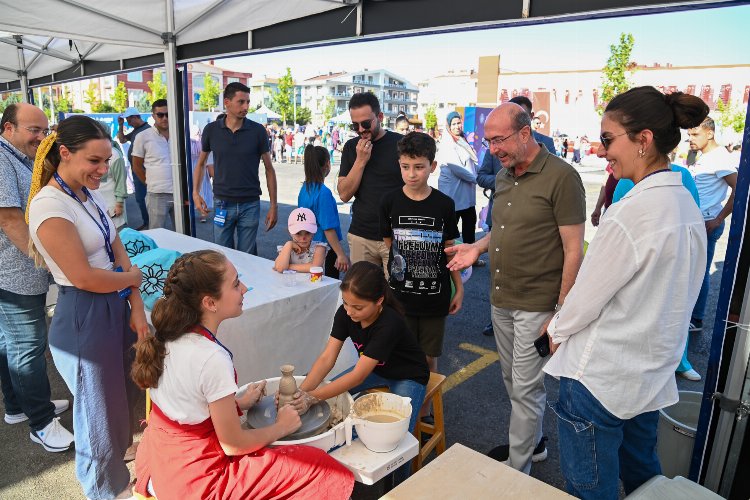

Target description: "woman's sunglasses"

left=350, top=119, right=373, bottom=132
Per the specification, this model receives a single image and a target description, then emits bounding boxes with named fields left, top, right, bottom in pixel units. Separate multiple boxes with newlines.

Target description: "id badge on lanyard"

left=214, top=201, right=227, bottom=227
left=53, top=172, right=131, bottom=299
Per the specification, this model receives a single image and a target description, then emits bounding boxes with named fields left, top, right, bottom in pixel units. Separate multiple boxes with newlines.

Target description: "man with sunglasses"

left=446, top=103, right=585, bottom=475
left=0, top=104, right=74, bottom=452
left=338, top=93, right=403, bottom=272
left=132, top=99, right=174, bottom=230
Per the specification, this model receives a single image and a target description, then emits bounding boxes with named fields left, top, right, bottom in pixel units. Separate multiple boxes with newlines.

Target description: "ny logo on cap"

left=297, top=213, right=307, bottom=222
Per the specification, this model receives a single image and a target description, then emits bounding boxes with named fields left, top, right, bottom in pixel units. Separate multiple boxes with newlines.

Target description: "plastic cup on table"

left=282, top=269, right=298, bottom=287
left=309, top=266, right=324, bottom=283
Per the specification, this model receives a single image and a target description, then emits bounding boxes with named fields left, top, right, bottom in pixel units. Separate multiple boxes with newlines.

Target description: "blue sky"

left=219, top=5, right=750, bottom=83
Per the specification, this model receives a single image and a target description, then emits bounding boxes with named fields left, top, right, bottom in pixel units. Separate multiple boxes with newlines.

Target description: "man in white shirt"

left=687, top=117, right=738, bottom=333
left=132, top=99, right=174, bottom=230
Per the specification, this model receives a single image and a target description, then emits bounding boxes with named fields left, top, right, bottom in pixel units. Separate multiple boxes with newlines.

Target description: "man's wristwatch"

left=554, top=303, right=563, bottom=312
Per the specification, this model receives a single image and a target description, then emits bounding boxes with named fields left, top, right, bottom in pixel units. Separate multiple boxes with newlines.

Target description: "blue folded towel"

left=120, top=228, right=158, bottom=258
left=130, top=248, right=182, bottom=310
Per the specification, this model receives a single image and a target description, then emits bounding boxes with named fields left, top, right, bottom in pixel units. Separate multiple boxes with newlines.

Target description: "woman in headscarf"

left=436, top=111, right=484, bottom=266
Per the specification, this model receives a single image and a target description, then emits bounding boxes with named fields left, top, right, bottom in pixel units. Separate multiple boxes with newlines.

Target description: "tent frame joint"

left=162, top=32, right=176, bottom=44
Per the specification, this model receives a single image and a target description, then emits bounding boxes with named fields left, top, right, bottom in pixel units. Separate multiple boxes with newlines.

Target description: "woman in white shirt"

left=130, top=250, right=354, bottom=499
left=542, top=87, right=709, bottom=500
left=27, top=116, right=149, bottom=500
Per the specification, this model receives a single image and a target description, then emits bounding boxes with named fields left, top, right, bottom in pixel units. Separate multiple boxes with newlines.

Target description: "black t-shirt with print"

left=330, top=305, right=429, bottom=386
left=380, top=188, right=460, bottom=317
left=339, top=130, right=403, bottom=240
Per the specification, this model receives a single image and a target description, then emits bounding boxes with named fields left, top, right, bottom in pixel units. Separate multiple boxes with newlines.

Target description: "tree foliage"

left=55, top=91, right=72, bottom=113
left=83, top=81, right=99, bottom=110
left=112, top=81, right=129, bottom=113
left=273, top=68, right=295, bottom=125
left=147, top=69, right=168, bottom=104
left=716, top=99, right=747, bottom=134
left=197, top=73, right=222, bottom=111
left=0, top=93, right=22, bottom=113
left=295, top=107, right=312, bottom=126
left=322, top=97, right=337, bottom=123
left=597, top=33, right=636, bottom=115
left=424, top=105, right=437, bottom=132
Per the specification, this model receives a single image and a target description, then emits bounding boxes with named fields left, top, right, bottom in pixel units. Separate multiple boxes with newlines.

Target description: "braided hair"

left=131, top=250, right=228, bottom=389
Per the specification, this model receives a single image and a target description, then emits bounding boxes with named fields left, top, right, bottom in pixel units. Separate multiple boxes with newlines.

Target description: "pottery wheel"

left=246, top=395, right=331, bottom=440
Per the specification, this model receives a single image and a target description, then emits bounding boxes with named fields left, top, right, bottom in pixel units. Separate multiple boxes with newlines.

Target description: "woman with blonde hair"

left=27, top=115, right=148, bottom=500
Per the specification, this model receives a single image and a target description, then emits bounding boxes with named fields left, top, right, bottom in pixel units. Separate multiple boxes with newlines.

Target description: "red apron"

left=134, top=327, right=354, bottom=500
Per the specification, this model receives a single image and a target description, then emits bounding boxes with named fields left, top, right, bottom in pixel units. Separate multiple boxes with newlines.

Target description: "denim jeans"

left=333, top=365, right=427, bottom=484
left=551, top=377, right=661, bottom=500
left=132, top=174, right=149, bottom=227
left=214, top=200, right=260, bottom=255
left=0, top=289, right=55, bottom=431
left=692, top=220, right=725, bottom=321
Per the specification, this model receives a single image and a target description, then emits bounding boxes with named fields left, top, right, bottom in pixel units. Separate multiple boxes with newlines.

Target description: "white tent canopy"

left=256, top=104, right=281, bottom=120
left=329, top=110, right=352, bottom=124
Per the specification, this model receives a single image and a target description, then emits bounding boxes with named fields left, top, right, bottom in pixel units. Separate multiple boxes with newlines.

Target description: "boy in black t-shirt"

left=380, top=132, right=463, bottom=378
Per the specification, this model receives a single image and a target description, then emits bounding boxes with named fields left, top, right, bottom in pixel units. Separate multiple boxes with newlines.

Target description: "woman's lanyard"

left=640, top=168, right=671, bottom=182
left=0, top=141, right=33, bottom=172
left=191, top=324, right=243, bottom=417
left=53, top=172, right=115, bottom=263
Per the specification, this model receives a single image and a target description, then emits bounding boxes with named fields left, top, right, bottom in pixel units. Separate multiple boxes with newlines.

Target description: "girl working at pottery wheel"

left=130, top=250, right=354, bottom=500
left=290, top=261, right=429, bottom=481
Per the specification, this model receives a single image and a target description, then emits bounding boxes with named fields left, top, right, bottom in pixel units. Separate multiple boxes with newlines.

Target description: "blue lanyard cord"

left=198, top=324, right=234, bottom=360
left=640, top=168, right=671, bottom=182
left=52, top=172, right=115, bottom=263
left=0, top=141, right=33, bottom=172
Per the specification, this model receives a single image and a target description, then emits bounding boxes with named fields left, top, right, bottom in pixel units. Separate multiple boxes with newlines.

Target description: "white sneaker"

left=677, top=368, right=702, bottom=381
left=4, top=399, right=70, bottom=425
left=29, top=417, right=74, bottom=452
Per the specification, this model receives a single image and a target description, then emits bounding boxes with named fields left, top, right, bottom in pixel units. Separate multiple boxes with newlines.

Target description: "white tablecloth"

left=142, top=229, right=358, bottom=385
left=45, top=228, right=358, bottom=386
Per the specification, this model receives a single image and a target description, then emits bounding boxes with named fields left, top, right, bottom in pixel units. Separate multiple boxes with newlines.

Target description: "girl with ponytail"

left=299, top=144, right=350, bottom=278
left=130, top=250, right=353, bottom=499
left=27, top=115, right=148, bottom=499
left=290, top=260, right=429, bottom=483
left=542, top=86, right=710, bottom=499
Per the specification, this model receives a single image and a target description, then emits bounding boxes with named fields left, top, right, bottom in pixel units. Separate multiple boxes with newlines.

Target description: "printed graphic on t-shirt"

left=391, top=216, right=444, bottom=295
left=352, top=341, right=385, bottom=366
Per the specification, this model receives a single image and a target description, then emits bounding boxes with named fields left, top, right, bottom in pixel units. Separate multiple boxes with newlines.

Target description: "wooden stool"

left=412, top=372, right=446, bottom=472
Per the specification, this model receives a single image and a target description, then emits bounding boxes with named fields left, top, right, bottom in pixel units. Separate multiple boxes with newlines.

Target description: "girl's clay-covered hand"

left=289, top=390, right=319, bottom=415
left=236, top=380, right=267, bottom=410
left=276, top=404, right=302, bottom=436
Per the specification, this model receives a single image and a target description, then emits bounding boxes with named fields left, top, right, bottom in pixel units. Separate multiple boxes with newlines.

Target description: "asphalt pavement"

left=0, top=159, right=726, bottom=499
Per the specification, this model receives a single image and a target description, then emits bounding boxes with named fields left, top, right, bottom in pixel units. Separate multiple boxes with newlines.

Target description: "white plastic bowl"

left=346, top=392, right=412, bottom=453
left=238, top=376, right=353, bottom=452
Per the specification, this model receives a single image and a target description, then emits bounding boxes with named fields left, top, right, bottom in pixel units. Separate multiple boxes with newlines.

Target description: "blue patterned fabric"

left=120, top=228, right=158, bottom=258
left=130, top=248, right=181, bottom=310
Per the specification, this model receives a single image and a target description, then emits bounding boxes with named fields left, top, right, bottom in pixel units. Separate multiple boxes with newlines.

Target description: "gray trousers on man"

left=491, top=306, right=551, bottom=474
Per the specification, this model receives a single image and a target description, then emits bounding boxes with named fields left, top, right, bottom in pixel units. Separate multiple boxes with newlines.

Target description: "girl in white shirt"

left=542, top=87, right=710, bottom=500
left=130, top=249, right=353, bottom=499
left=28, top=115, right=149, bottom=500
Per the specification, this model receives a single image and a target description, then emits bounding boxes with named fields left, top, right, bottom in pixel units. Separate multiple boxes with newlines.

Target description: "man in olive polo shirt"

left=447, top=103, right=585, bottom=474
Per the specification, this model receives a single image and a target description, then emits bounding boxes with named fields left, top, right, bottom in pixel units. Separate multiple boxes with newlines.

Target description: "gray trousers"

left=146, top=192, right=174, bottom=230
left=491, top=306, right=552, bottom=474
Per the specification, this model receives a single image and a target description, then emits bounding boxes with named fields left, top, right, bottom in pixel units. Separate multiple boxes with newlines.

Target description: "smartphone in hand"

left=534, top=331, right=551, bottom=358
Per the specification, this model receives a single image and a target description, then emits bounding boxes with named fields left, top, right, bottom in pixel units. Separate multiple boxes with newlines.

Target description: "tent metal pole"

left=164, top=0, right=185, bottom=234
left=14, top=36, right=29, bottom=103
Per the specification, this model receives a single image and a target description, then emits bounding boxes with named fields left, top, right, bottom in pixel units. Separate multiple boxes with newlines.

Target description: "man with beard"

left=446, top=103, right=585, bottom=474
left=132, top=99, right=174, bottom=230
left=338, top=93, right=403, bottom=271
left=193, top=82, right=278, bottom=254
left=0, top=104, right=73, bottom=451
